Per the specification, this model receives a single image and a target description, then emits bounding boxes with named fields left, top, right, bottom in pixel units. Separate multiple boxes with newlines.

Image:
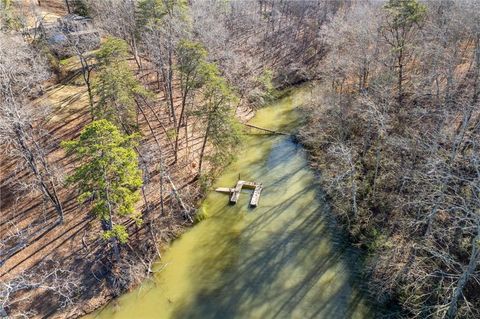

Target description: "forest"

left=0, top=0, right=479, bottom=318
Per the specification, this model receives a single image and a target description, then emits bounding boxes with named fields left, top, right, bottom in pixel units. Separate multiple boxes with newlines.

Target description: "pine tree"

left=197, top=61, right=240, bottom=176
left=62, top=119, right=143, bottom=260
left=174, top=39, right=208, bottom=163
left=94, top=37, right=152, bottom=133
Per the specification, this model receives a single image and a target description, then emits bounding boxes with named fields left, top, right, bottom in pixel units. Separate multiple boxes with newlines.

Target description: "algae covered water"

left=89, top=87, right=378, bottom=319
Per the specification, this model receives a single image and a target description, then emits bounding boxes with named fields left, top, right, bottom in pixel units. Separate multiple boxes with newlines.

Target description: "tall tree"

left=174, top=39, right=208, bottom=163
left=299, top=1, right=480, bottom=317
left=381, top=0, right=426, bottom=104
left=88, top=0, right=142, bottom=68
left=197, top=62, right=240, bottom=176
left=0, top=33, right=64, bottom=223
left=62, top=119, right=143, bottom=260
left=139, top=0, right=188, bottom=125
left=53, top=28, right=98, bottom=116
left=94, top=37, right=152, bottom=132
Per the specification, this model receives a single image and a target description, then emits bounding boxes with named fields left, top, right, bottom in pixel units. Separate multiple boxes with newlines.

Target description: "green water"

left=89, top=87, right=377, bottom=319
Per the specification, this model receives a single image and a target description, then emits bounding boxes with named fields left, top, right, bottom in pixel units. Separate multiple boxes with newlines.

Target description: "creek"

left=89, top=86, right=379, bottom=319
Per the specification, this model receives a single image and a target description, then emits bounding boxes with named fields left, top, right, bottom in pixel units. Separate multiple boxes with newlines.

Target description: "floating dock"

left=229, top=181, right=244, bottom=204
left=249, top=184, right=263, bottom=207
left=215, top=180, right=263, bottom=207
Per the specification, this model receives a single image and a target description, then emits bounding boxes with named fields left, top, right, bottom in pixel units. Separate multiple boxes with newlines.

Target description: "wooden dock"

left=215, top=180, right=263, bottom=207
left=215, top=187, right=233, bottom=193
left=249, top=183, right=263, bottom=207
left=229, top=181, right=244, bottom=204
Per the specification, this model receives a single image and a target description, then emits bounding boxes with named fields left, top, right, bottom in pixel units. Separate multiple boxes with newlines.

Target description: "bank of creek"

left=88, top=86, right=381, bottom=319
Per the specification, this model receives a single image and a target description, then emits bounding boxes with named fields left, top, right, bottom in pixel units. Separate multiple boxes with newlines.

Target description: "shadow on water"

left=169, top=137, right=378, bottom=319
left=88, top=87, right=389, bottom=319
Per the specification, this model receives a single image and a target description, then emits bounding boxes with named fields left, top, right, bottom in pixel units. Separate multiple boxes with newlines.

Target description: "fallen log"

left=243, top=123, right=289, bottom=135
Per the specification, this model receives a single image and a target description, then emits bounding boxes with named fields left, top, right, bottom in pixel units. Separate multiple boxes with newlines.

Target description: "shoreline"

left=73, top=86, right=304, bottom=319
left=65, top=107, right=259, bottom=319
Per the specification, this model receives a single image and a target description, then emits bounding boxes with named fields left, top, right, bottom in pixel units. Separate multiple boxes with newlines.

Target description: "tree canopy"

left=62, top=119, right=143, bottom=246
left=94, top=37, right=152, bottom=132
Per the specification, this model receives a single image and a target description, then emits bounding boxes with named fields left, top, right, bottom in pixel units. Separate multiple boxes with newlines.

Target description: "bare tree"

left=0, top=33, right=64, bottom=223
left=0, top=258, right=80, bottom=317
left=51, top=26, right=99, bottom=116
left=299, top=1, right=480, bottom=317
left=89, top=0, right=142, bottom=68
left=140, top=1, right=188, bottom=125
left=380, top=0, right=426, bottom=104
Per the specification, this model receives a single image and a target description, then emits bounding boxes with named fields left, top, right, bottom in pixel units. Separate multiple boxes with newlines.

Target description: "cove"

left=88, top=86, right=379, bottom=319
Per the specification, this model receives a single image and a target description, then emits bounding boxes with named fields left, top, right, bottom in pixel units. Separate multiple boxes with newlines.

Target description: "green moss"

left=166, top=128, right=177, bottom=140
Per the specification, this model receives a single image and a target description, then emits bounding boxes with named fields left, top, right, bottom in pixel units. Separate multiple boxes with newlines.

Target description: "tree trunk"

left=14, top=126, right=64, bottom=222
left=138, top=95, right=175, bottom=150
left=131, top=34, right=142, bottom=70
left=198, top=120, right=211, bottom=177
left=86, top=81, right=94, bottom=120
left=65, top=0, right=71, bottom=13
left=165, top=20, right=177, bottom=125
left=174, top=85, right=189, bottom=163
left=138, top=96, right=189, bottom=219
left=104, top=170, right=120, bottom=262
left=372, top=141, right=382, bottom=197
left=78, top=55, right=94, bottom=119
left=397, top=52, right=404, bottom=105
left=445, top=225, right=480, bottom=319
left=135, top=99, right=165, bottom=217
left=135, top=148, right=150, bottom=212
left=167, top=64, right=176, bottom=125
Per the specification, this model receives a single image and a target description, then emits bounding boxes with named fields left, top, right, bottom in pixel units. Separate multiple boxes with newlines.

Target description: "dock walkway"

left=215, top=180, right=263, bottom=207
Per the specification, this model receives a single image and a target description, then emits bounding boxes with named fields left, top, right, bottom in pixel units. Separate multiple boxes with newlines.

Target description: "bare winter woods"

left=0, top=0, right=341, bottom=317
left=1, top=0, right=479, bottom=318
left=299, top=0, right=480, bottom=318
